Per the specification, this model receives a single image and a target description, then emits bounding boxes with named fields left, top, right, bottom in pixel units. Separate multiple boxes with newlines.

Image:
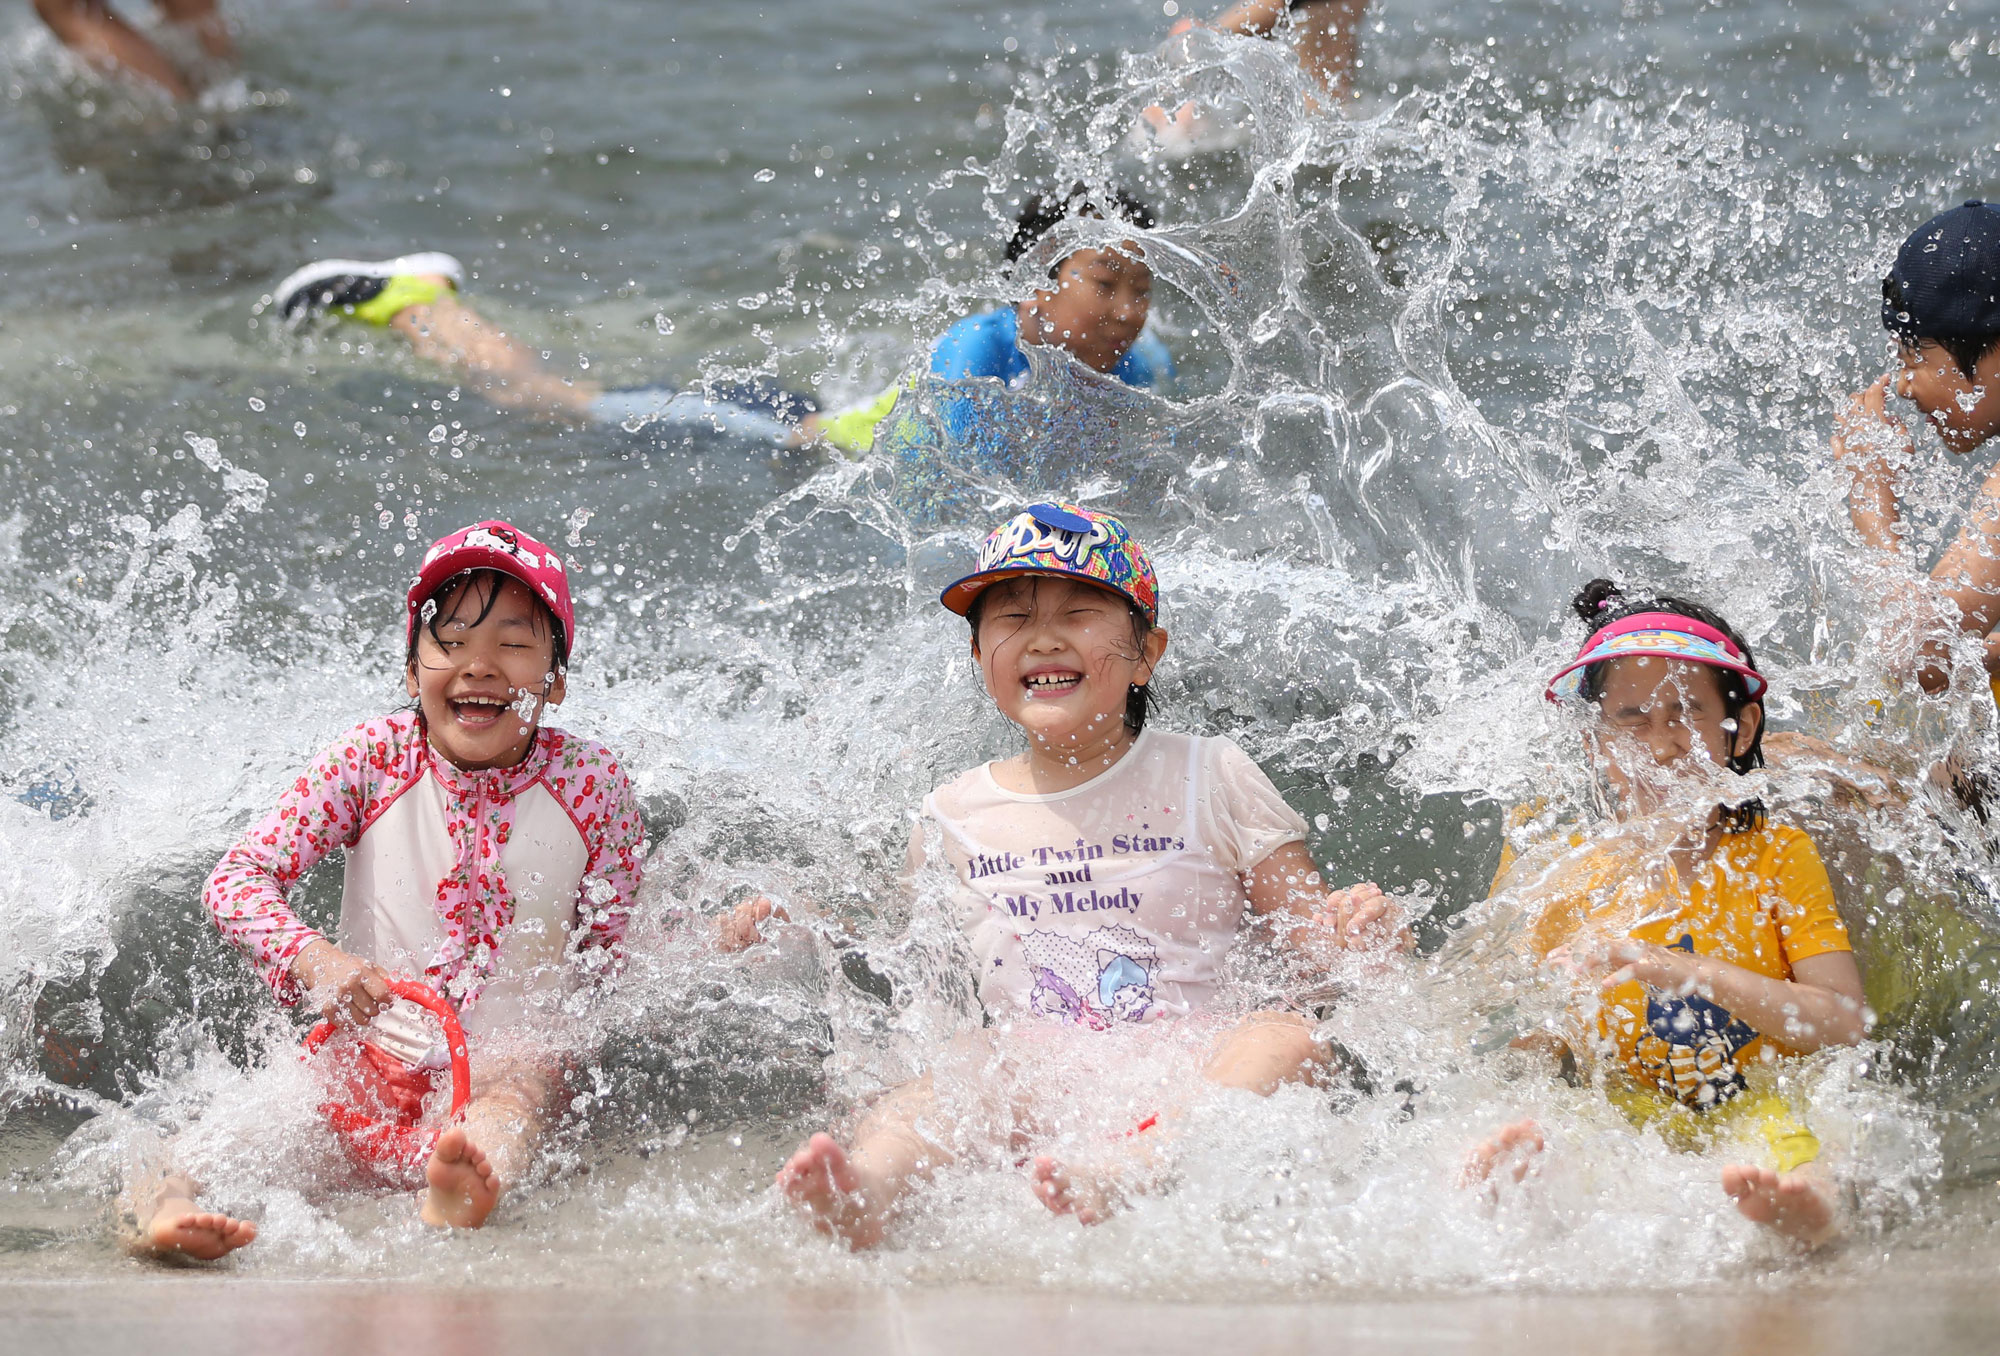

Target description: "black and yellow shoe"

left=269, top=251, right=464, bottom=327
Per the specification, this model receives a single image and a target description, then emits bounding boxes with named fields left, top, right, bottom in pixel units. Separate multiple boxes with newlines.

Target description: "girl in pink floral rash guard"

left=127, top=521, right=653, bottom=1261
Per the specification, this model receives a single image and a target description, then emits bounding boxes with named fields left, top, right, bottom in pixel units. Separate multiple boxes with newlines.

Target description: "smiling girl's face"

left=405, top=572, right=566, bottom=770
left=971, top=575, right=1166, bottom=762
left=1587, top=655, right=1759, bottom=818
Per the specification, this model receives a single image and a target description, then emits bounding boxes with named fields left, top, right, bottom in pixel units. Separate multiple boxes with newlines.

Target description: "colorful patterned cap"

left=1545, top=611, right=1767, bottom=704
left=408, top=520, right=574, bottom=654
left=939, top=502, right=1159, bottom=625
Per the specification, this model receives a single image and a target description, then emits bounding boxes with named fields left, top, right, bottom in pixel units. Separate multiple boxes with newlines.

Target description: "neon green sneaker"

left=269, top=251, right=464, bottom=327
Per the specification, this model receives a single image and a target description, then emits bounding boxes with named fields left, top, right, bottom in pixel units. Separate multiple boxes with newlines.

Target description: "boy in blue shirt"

left=268, top=187, right=1175, bottom=520
left=808, top=185, right=1174, bottom=454
left=268, top=187, right=1171, bottom=444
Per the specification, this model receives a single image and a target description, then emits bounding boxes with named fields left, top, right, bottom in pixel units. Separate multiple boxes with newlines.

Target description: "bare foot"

left=1460, top=1119, right=1546, bottom=1193
left=1029, top=1155, right=1118, bottom=1226
left=1722, top=1163, right=1839, bottom=1247
left=776, top=1132, right=888, bottom=1250
left=421, top=1128, right=502, bottom=1229
left=142, top=1199, right=257, bottom=1261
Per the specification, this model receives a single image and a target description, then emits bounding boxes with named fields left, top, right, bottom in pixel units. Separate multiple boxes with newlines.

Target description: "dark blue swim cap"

left=1883, top=201, right=2000, bottom=340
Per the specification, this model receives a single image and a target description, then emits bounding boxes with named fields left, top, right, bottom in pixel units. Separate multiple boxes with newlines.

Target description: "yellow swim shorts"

left=1604, top=1076, right=1820, bottom=1174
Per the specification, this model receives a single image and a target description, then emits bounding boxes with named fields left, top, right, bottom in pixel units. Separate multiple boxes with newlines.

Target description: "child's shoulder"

left=317, top=710, right=424, bottom=767
left=1722, top=818, right=1823, bottom=868
left=536, top=725, right=633, bottom=787
left=1187, top=730, right=1269, bottom=782
left=930, top=308, right=1020, bottom=378
left=925, top=756, right=1001, bottom=814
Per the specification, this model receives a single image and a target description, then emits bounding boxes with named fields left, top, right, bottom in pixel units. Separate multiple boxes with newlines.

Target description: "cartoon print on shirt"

left=1020, top=924, right=1159, bottom=1027
left=1630, top=934, right=1759, bottom=1108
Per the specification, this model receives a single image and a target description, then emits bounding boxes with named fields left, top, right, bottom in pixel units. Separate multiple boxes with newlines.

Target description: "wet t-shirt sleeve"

left=1766, top=827, right=1851, bottom=965
left=202, top=715, right=412, bottom=1004
left=547, top=736, right=646, bottom=975
left=1198, top=737, right=1309, bottom=874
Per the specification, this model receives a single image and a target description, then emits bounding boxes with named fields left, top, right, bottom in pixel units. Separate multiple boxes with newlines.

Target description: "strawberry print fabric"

left=204, top=711, right=643, bottom=1006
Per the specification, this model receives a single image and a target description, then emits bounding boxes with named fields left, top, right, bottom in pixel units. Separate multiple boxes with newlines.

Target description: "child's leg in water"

left=32, top=0, right=228, bottom=100
left=116, top=1164, right=257, bottom=1261
left=776, top=1074, right=954, bottom=1250
left=421, top=1067, right=553, bottom=1230
left=1032, top=1011, right=1330, bottom=1224
left=387, top=282, right=603, bottom=420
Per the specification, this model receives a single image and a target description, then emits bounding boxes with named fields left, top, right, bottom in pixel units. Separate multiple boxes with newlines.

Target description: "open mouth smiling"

left=1022, top=669, right=1083, bottom=698
left=448, top=694, right=513, bottom=728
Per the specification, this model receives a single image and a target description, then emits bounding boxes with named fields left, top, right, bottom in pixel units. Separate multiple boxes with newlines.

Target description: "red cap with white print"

left=407, top=520, right=574, bottom=656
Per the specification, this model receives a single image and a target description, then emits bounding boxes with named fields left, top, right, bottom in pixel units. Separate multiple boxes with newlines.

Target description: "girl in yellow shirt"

left=1466, top=580, right=1867, bottom=1248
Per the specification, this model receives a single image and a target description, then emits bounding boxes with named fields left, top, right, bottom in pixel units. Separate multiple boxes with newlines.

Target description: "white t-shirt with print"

left=912, top=729, right=1309, bottom=1026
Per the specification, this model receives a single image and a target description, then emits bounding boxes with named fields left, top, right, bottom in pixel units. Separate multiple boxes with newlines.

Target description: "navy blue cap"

left=1883, top=201, right=2000, bottom=340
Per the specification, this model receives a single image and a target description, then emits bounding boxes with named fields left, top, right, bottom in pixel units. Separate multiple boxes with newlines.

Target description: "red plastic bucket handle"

left=302, top=978, right=472, bottom=1119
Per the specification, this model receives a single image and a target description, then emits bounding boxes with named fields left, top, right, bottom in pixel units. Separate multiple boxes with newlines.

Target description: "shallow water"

left=2, top=0, right=2000, bottom=1300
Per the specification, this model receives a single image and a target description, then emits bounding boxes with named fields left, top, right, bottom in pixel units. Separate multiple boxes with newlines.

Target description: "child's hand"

left=718, top=896, right=790, bottom=952
left=1832, top=376, right=1913, bottom=472
left=1307, top=882, right=1412, bottom=954
left=1552, top=939, right=1694, bottom=993
left=291, top=939, right=395, bottom=1027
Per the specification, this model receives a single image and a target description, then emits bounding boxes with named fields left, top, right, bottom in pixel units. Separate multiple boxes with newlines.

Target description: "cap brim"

left=1545, top=649, right=1767, bottom=704
left=939, top=565, right=1133, bottom=617
left=408, top=551, right=570, bottom=648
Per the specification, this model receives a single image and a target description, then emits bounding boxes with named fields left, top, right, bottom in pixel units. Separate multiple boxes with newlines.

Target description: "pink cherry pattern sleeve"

left=540, top=729, right=645, bottom=975
left=203, top=714, right=422, bottom=1004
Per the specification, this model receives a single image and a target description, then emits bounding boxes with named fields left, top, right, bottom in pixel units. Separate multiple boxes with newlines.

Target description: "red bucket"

left=302, top=979, right=471, bottom=1178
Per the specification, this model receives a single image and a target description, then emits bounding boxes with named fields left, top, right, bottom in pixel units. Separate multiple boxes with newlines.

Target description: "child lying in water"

left=128, top=519, right=768, bottom=1260
left=1464, top=580, right=1867, bottom=1248
left=260, top=184, right=1171, bottom=461
left=776, top=502, right=1404, bottom=1247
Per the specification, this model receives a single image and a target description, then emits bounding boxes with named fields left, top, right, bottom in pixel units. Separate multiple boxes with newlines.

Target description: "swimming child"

left=127, top=519, right=772, bottom=1260
left=775, top=502, right=1402, bottom=1248
left=1833, top=201, right=2000, bottom=698
left=260, top=184, right=1171, bottom=464
left=1462, top=580, right=1867, bottom=1248
left=804, top=185, right=1174, bottom=456
left=33, top=0, right=233, bottom=101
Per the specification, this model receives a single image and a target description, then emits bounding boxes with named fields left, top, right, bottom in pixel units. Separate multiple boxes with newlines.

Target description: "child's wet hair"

left=1004, top=183, right=1157, bottom=273
left=406, top=568, right=570, bottom=673
left=1881, top=275, right=2000, bottom=379
left=1570, top=578, right=1765, bottom=829
left=965, top=584, right=1158, bottom=736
